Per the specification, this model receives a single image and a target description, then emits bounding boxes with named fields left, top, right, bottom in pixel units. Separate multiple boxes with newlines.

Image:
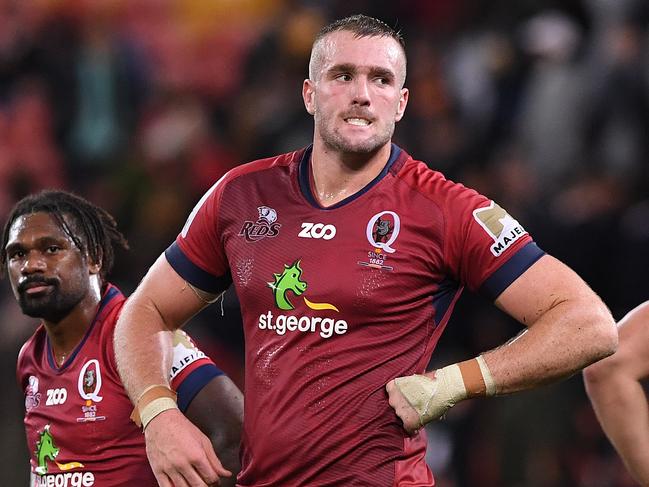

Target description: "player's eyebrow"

left=4, top=242, right=23, bottom=254
left=6, top=235, right=70, bottom=253
left=328, top=63, right=396, bottom=81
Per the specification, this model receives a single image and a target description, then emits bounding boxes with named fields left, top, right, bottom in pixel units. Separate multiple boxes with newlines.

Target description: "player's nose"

left=350, top=78, right=371, bottom=106
left=21, top=250, right=47, bottom=274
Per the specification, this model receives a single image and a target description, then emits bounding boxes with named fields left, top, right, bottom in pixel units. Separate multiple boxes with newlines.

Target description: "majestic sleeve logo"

left=472, top=201, right=527, bottom=256
left=239, top=206, right=282, bottom=242
left=170, top=330, right=207, bottom=378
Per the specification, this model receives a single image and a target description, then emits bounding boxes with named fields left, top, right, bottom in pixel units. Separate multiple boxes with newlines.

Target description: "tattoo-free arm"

left=114, top=254, right=230, bottom=487
left=387, top=255, right=617, bottom=433
left=185, top=375, right=244, bottom=487
left=485, top=254, right=617, bottom=392
left=583, top=302, right=649, bottom=485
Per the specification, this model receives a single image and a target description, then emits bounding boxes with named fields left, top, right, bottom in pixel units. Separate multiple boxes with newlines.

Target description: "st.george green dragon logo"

left=268, top=260, right=339, bottom=312
left=35, top=425, right=59, bottom=475
left=34, top=425, right=84, bottom=475
left=268, top=260, right=307, bottom=310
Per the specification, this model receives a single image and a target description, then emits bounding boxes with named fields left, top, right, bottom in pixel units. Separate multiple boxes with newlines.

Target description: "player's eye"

left=45, top=246, right=61, bottom=254
left=7, top=250, right=25, bottom=260
left=336, top=73, right=352, bottom=82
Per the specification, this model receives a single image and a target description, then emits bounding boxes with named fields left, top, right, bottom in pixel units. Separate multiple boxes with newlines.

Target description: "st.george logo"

left=34, top=424, right=85, bottom=475
left=260, top=260, right=347, bottom=339
left=268, top=260, right=307, bottom=311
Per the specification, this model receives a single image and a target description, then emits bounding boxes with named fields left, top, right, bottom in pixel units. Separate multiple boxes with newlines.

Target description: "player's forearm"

left=584, top=371, right=649, bottom=485
left=484, top=298, right=616, bottom=394
left=114, top=292, right=175, bottom=404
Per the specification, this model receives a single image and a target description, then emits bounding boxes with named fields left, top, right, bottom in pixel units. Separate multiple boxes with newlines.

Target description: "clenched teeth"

left=345, top=118, right=370, bottom=126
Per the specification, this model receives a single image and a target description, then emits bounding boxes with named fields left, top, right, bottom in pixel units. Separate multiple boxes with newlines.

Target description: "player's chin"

left=342, top=137, right=386, bottom=154
left=18, top=296, right=57, bottom=318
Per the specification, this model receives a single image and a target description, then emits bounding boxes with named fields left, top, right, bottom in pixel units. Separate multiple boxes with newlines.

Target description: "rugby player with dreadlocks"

left=2, top=190, right=242, bottom=487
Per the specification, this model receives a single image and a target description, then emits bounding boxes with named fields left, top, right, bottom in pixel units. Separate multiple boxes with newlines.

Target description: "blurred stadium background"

left=1, top=0, right=648, bottom=485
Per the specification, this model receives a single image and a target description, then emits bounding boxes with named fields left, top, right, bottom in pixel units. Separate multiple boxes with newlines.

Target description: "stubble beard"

left=317, top=115, right=395, bottom=155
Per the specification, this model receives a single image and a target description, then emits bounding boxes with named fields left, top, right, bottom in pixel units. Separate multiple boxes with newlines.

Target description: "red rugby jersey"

left=167, top=145, right=544, bottom=486
left=17, top=284, right=223, bottom=487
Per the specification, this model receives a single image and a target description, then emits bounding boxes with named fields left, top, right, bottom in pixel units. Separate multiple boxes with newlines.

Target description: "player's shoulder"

left=16, top=325, right=45, bottom=374
left=395, top=152, right=481, bottom=205
left=18, top=326, right=45, bottom=359
left=220, top=149, right=305, bottom=186
left=91, top=285, right=127, bottom=347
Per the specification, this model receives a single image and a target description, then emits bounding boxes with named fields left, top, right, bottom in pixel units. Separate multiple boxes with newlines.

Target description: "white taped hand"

left=393, top=365, right=468, bottom=426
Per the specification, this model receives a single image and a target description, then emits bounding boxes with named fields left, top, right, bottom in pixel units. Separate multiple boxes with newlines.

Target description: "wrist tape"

left=130, top=385, right=178, bottom=429
left=394, top=355, right=496, bottom=426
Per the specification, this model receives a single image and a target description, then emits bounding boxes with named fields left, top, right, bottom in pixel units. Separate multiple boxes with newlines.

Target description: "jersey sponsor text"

left=258, top=311, right=348, bottom=339
left=32, top=471, right=94, bottom=487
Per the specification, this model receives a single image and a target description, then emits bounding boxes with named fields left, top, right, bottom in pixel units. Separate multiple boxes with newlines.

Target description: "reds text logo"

left=239, top=206, right=282, bottom=242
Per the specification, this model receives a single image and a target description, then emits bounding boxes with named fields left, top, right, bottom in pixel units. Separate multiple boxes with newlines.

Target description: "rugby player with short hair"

left=115, top=14, right=617, bottom=486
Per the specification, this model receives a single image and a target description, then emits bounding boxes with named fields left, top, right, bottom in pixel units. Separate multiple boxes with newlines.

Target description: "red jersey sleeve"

left=166, top=174, right=232, bottom=293
left=169, top=330, right=224, bottom=412
left=442, top=182, right=544, bottom=299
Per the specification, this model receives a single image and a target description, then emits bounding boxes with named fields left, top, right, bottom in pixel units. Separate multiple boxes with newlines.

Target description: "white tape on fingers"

left=394, top=365, right=467, bottom=425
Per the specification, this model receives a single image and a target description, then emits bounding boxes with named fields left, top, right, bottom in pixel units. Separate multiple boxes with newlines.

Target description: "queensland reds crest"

left=78, top=359, right=103, bottom=403
left=366, top=211, right=400, bottom=254
left=239, top=206, right=282, bottom=242
left=25, top=375, right=41, bottom=410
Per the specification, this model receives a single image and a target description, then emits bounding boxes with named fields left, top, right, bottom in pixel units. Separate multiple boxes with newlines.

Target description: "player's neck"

left=44, top=286, right=102, bottom=366
left=310, top=142, right=391, bottom=207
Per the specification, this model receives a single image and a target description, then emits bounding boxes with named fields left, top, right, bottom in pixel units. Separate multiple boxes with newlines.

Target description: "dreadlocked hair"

left=1, top=190, right=129, bottom=284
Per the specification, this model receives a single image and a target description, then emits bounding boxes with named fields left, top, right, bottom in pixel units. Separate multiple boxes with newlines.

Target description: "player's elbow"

left=582, top=358, right=609, bottom=387
left=583, top=305, right=618, bottom=366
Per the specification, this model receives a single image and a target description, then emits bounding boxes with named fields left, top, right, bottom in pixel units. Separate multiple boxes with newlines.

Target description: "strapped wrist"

left=458, top=355, right=496, bottom=398
left=393, top=355, right=497, bottom=426
left=130, top=385, right=178, bottom=429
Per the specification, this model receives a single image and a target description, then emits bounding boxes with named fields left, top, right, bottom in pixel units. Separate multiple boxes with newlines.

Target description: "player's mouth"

left=344, top=117, right=371, bottom=126
left=19, top=278, right=57, bottom=296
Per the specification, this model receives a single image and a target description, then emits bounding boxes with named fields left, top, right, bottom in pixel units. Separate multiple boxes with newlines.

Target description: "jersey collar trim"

left=298, top=143, right=403, bottom=209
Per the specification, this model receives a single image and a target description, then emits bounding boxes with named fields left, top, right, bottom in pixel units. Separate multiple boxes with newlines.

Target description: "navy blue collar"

left=298, top=143, right=402, bottom=209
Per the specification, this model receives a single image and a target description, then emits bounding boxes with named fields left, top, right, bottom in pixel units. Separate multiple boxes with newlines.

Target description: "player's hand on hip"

left=386, top=378, right=424, bottom=435
left=144, top=408, right=232, bottom=487
left=386, top=368, right=464, bottom=434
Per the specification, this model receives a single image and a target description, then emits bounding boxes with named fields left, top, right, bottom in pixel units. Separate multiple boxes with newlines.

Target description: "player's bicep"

left=494, top=254, right=603, bottom=327
left=132, top=254, right=213, bottom=330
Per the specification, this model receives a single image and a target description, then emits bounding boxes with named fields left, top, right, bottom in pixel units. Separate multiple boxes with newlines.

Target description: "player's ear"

left=87, top=255, right=102, bottom=275
left=303, top=79, right=316, bottom=115
left=395, top=88, right=409, bottom=122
